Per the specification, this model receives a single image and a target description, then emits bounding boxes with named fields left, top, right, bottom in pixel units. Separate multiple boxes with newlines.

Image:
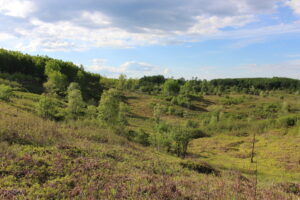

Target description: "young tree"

left=98, top=89, right=122, bottom=127
left=163, top=79, right=180, bottom=96
left=153, top=103, right=164, bottom=123
left=172, top=126, right=193, bottom=158
left=117, top=74, right=127, bottom=90
left=36, top=95, right=58, bottom=120
left=180, top=81, right=193, bottom=96
left=44, top=70, right=67, bottom=96
left=66, top=82, right=85, bottom=118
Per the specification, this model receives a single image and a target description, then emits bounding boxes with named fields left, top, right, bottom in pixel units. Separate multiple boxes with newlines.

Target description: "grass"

left=125, top=91, right=300, bottom=184
left=0, top=90, right=299, bottom=199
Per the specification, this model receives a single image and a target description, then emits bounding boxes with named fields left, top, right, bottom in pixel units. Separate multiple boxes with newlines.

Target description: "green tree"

left=45, top=60, right=61, bottom=75
left=98, top=89, right=122, bottom=127
left=172, top=126, right=193, bottom=158
left=44, top=70, right=67, bottom=96
left=180, top=81, right=193, bottom=96
left=36, top=95, right=59, bottom=120
left=117, top=74, right=127, bottom=90
left=153, top=103, right=164, bottom=123
left=163, top=79, right=180, bottom=96
left=66, top=82, right=85, bottom=118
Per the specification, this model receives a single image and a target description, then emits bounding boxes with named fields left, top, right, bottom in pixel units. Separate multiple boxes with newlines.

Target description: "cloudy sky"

left=0, top=0, right=300, bottom=79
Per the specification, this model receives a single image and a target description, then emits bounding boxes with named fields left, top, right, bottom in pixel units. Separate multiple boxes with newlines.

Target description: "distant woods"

left=1, top=48, right=300, bottom=102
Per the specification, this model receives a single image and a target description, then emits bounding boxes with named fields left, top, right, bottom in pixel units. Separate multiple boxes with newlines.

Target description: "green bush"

left=0, top=84, right=13, bottom=101
left=221, top=96, right=244, bottom=105
left=276, top=116, right=298, bottom=128
left=134, top=129, right=150, bottom=146
left=36, top=95, right=63, bottom=120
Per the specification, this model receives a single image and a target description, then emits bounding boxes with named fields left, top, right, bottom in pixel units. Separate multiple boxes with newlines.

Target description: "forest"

left=0, top=48, right=300, bottom=199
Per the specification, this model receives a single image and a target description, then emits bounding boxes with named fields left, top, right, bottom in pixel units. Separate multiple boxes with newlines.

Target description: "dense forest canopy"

left=0, top=48, right=102, bottom=101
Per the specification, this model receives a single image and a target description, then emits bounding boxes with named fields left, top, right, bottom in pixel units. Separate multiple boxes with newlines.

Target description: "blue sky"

left=0, top=0, right=300, bottom=79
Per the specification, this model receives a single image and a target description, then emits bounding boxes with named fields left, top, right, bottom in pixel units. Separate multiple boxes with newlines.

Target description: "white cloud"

left=79, top=11, right=111, bottom=26
left=0, top=32, right=15, bottom=41
left=187, top=15, right=256, bottom=35
left=286, top=0, right=300, bottom=15
left=1, top=0, right=298, bottom=51
left=237, top=60, right=300, bottom=78
left=0, top=0, right=36, bottom=18
left=87, top=59, right=169, bottom=78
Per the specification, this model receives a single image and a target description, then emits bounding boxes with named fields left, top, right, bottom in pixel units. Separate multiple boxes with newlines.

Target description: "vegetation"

left=0, top=49, right=300, bottom=199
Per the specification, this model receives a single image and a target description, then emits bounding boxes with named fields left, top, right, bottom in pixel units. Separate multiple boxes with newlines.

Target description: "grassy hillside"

left=0, top=90, right=299, bottom=199
left=125, top=91, right=300, bottom=183
left=0, top=49, right=300, bottom=199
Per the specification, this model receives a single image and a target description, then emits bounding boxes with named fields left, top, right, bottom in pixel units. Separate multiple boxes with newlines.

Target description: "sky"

left=0, top=0, right=300, bottom=79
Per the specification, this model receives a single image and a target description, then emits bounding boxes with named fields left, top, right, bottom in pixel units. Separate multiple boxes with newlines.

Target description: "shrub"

left=180, top=160, right=220, bottom=175
left=0, top=84, right=13, bottom=101
left=36, top=95, right=62, bottom=120
left=276, top=116, right=298, bottom=128
left=221, top=96, right=244, bottom=105
left=134, top=129, right=150, bottom=146
left=163, top=79, right=180, bottom=96
left=86, top=105, right=97, bottom=119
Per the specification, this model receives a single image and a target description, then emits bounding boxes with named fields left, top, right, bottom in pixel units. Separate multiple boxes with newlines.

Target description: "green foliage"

left=36, top=95, right=62, bottom=120
left=171, top=95, right=191, bottom=108
left=153, top=103, right=164, bottom=122
left=86, top=105, right=97, bottom=119
left=98, top=89, right=128, bottom=128
left=133, top=129, right=150, bottom=146
left=0, top=84, right=13, bottom=101
left=254, top=103, right=280, bottom=119
left=171, top=125, right=193, bottom=158
left=44, top=69, right=67, bottom=96
left=0, top=48, right=102, bottom=101
left=221, top=96, right=244, bottom=105
left=117, top=74, right=127, bottom=90
left=139, top=75, right=165, bottom=94
left=167, top=106, right=184, bottom=117
left=66, top=82, right=85, bottom=118
left=163, top=79, right=180, bottom=96
left=282, top=101, right=291, bottom=114
left=118, top=102, right=129, bottom=125
left=276, top=115, right=299, bottom=128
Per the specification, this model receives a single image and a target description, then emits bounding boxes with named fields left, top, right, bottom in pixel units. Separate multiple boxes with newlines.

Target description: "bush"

left=171, top=95, right=191, bottom=108
left=180, top=160, right=220, bottom=175
left=276, top=116, right=298, bottom=128
left=221, top=96, right=244, bottom=105
left=0, top=84, right=13, bottom=101
left=86, top=105, right=97, bottom=119
left=134, top=129, right=150, bottom=146
left=36, top=95, right=63, bottom=120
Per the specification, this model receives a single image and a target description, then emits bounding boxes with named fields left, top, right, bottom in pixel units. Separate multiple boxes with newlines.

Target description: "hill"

left=0, top=49, right=299, bottom=199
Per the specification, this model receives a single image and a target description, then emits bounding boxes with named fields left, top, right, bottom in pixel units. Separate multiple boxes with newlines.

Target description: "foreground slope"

left=0, top=92, right=299, bottom=199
